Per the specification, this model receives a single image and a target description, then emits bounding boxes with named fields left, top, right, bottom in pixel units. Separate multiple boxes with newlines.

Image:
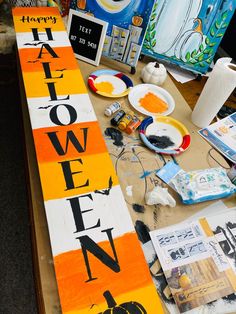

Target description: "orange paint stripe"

left=33, top=121, right=108, bottom=163
left=13, top=7, right=61, bottom=16
left=19, top=47, right=78, bottom=72
left=22, top=69, right=87, bottom=98
left=54, top=232, right=154, bottom=312
left=12, top=7, right=65, bottom=33
left=38, top=152, right=119, bottom=201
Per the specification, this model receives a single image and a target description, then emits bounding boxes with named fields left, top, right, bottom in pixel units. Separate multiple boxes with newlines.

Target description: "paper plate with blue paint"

left=88, top=69, right=133, bottom=98
left=139, top=116, right=191, bottom=155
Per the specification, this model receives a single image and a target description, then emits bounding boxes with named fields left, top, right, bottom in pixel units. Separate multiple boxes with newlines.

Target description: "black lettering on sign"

left=46, top=128, right=88, bottom=155
left=37, top=44, right=59, bottom=58
left=67, top=194, right=100, bottom=233
left=77, top=228, right=120, bottom=282
left=49, top=104, right=77, bottom=125
left=31, top=27, right=54, bottom=41
left=42, top=62, right=63, bottom=79
left=59, top=158, right=89, bottom=190
left=46, top=82, right=70, bottom=102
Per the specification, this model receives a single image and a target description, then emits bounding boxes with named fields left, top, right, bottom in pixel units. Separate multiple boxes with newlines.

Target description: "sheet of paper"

left=150, top=208, right=236, bottom=313
left=199, top=113, right=236, bottom=163
left=165, top=64, right=197, bottom=83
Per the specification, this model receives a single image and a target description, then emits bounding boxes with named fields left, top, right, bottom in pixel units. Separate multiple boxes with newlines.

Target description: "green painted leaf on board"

left=205, top=37, right=210, bottom=45
left=210, top=27, right=215, bottom=36
left=151, top=39, right=156, bottom=47
left=185, top=51, right=191, bottom=61
left=222, top=11, right=228, bottom=20
left=150, top=23, right=155, bottom=31
left=191, top=50, right=197, bottom=58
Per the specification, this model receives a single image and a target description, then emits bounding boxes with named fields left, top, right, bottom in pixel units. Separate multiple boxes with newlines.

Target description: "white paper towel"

left=191, top=58, right=236, bottom=128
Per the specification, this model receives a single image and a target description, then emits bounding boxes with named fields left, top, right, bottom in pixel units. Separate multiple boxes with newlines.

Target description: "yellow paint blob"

left=139, top=92, right=168, bottom=113
left=95, top=81, right=114, bottom=94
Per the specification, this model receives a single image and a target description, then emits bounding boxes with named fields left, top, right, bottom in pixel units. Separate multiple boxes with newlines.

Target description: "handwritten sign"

left=67, top=9, right=107, bottom=66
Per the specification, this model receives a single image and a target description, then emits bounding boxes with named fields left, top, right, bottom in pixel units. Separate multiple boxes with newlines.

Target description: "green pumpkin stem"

left=155, top=62, right=159, bottom=68
left=103, top=290, right=117, bottom=308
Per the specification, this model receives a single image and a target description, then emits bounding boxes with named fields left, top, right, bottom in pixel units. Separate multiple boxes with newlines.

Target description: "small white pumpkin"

left=141, top=62, right=167, bottom=86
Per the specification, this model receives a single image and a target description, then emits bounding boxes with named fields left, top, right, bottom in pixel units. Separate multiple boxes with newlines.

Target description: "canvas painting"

left=70, top=0, right=155, bottom=67
left=142, top=0, right=236, bottom=74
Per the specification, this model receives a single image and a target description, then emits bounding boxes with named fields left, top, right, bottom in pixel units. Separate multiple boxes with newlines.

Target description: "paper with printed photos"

left=150, top=211, right=236, bottom=313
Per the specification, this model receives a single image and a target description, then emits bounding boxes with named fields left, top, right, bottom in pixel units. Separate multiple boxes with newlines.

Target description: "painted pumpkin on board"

left=132, top=15, right=143, bottom=27
left=141, top=62, right=167, bottom=86
left=77, top=0, right=86, bottom=9
left=99, top=290, right=147, bottom=314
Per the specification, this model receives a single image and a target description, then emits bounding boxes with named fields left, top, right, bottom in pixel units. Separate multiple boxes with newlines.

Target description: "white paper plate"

left=128, top=83, right=175, bottom=116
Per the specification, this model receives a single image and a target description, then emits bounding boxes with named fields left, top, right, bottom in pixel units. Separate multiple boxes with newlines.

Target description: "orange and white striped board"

left=13, top=7, right=164, bottom=314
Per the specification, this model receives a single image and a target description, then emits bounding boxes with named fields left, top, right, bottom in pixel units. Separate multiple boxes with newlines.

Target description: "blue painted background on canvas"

left=70, top=0, right=155, bottom=67
left=142, top=0, right=235, bottom=74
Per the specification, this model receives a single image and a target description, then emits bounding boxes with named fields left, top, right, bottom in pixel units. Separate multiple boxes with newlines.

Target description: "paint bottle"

left=104, top=101, right=122, bottom=117
left=118, top=112, right=133, bottom=131
left=110, top=110, right=126, bottom=126
left=125, top=115, right=141, bottom=134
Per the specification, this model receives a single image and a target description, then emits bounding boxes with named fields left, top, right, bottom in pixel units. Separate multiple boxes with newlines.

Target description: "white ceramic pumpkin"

left=141, top=62, right=167, bottom=86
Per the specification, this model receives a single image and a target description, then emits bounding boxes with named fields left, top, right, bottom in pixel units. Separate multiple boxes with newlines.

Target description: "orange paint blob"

left=139, top=92, right=168, bottom=113
left=95, top=81, right=114, bottom=94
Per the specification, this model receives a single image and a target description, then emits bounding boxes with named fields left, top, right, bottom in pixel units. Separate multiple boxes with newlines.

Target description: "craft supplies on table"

left=139, top=116, right=191, bottom=155
left=110, top=109, right=126, bottom=126
left=88, top=69, right=133, bottom=97
left=191, top=58, right=236, bottom=128
left=199, top=112, right=236, bottom=163
left=104, top=101, right=122, bottom=116
left=128, top=83, right=175, bottom=116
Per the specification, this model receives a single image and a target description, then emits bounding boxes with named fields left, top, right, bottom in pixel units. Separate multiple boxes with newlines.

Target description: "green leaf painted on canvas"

left=221, top=23, right=228, bottom=28
left=222, top=11, right=228, bottom=20
left=198, top=54, right=204, bottom=62
left=143, top=43, right=151, bottom=50
left=206, top=58, right=212, bottom=64
left=210, top=27, right=215, bottom=36
left=191, top=50, right=197, bottom=58
left=150, top=22, right=156, bottom=31
left=215, top=20, right=221, bottom=29
left=205, top=37, right=210, bottom=45
left=190, top=59, right=197, bottom=64
left=199, top=44, right=204, bottom=52
left=150, top=13, right=156, bottom=21
left=151, top=39, right=156, bottom=47
left=199, top=62, right=205, bottom=67
left=209, top=48, right=214, bottom=55
left=204, top=48, right=210, bottom=54
left=209, top=42, right=216, bottom=47
left=150, top=31, right=156, bottom=39
left=185, top=52, right=191, bottom=61
left=216, top=33, right=224, bottom=37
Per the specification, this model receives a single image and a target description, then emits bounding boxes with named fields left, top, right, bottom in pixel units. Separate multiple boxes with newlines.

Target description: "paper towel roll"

left=191, top=58, right=236, bottom=128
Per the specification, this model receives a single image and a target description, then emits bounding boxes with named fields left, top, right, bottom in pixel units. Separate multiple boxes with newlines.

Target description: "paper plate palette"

left=139, top=116, right=191, bottom=155
left=88, top=69, right=133, bottom=98
left=128, top=83, right=175, bottom=116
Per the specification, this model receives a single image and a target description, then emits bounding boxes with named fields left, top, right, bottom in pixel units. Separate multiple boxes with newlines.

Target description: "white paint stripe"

left=44, top=185, right=135, bottom=256
left=27, top=94, right=97, bottom=129
left=16, top=31, right=71, bottom=49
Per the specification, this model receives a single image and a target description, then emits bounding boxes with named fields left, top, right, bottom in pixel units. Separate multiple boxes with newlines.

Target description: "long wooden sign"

left=13, top=7, right=164, bottom=314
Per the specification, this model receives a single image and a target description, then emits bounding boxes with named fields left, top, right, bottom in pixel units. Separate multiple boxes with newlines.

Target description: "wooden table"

left=20, top=56, right=235, bottom=313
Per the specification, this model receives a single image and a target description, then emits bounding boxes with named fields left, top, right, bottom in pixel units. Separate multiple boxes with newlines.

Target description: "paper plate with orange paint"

left=88, top=69, right=133, bottom=98
left=128, top=83, right=175, bottom=116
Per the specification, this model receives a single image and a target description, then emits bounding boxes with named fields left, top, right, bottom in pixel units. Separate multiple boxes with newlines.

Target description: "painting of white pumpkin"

left=142, top=0, right=235, bottom=74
